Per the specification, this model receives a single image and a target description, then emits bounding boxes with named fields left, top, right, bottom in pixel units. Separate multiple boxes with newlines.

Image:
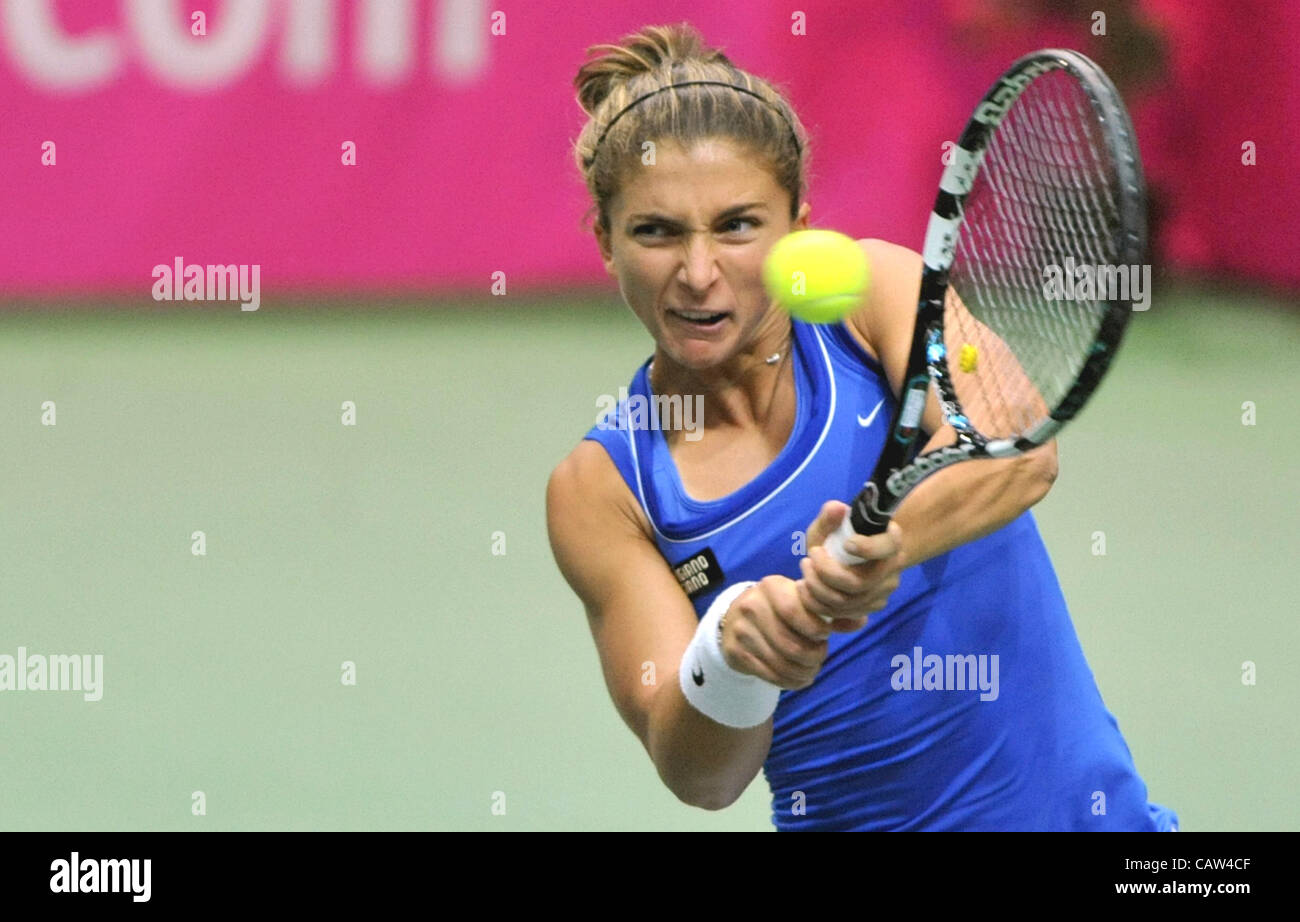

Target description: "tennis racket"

left=825, top=48, right=1147, bottom=565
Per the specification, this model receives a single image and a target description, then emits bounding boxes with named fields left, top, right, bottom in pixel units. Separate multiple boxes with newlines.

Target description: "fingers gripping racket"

left=826, top=48, right=1147, bottom=565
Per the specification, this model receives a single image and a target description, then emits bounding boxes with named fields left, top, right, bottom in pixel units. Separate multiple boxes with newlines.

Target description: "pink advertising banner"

left=1, top=0, right=1296, bottom=296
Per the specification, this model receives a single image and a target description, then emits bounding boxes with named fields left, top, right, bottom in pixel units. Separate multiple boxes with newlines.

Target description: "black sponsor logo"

left=671, top=547, right=724, bottom=599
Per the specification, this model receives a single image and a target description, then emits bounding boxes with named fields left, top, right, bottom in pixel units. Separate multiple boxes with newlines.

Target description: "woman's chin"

left=668, top=337, right=735, bottom=370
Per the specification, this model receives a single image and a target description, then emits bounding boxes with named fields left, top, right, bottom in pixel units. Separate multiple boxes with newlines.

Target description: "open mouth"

left=668, top=308, right=730, bottom=327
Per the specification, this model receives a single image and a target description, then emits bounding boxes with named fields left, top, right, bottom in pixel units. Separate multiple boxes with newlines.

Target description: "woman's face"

left=596, top=138, right=810, bottom=370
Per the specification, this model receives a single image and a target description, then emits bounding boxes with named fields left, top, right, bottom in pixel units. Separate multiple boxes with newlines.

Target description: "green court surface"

left=0, top=284, right=1295, bottom=831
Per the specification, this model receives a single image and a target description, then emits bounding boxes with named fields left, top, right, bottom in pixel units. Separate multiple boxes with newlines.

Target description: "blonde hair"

left=572, top=22, right=810, bottom=234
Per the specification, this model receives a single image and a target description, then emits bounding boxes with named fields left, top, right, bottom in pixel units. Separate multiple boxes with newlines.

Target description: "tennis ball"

left=762, top=229, right=871, bottom=324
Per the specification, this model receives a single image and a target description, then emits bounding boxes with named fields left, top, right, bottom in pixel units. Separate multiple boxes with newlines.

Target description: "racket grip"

left=825, top=515, right=868, bottom=565
left=810, top=518, right=863, bottom=624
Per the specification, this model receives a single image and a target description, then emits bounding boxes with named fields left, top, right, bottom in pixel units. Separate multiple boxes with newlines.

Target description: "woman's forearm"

left=646, top=675, right=772, bottom=810
left=890, top=430, right=1058, bottom=570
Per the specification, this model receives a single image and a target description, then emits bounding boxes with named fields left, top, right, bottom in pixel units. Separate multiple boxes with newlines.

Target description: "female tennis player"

left=547, top=22, right=1178, bottom=831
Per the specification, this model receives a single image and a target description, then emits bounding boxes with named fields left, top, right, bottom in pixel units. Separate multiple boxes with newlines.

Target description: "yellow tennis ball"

left=762, top=229, right=871, bottom=324
left=959, top=343, right=979, bottom=373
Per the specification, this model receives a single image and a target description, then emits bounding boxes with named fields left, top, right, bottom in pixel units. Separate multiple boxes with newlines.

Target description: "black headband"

left=585, top=80, right=802, bottom=166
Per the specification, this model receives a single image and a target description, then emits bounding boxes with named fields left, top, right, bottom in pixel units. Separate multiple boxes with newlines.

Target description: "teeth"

left=674, top=309, right=724, bottom=320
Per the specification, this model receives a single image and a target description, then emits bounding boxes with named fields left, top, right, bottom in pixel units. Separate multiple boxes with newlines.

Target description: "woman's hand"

left=797, top=500, right=905, bottom=631
left=719, top=575, right=834, bottom=690
left=717, top=502, right=905, bottom=691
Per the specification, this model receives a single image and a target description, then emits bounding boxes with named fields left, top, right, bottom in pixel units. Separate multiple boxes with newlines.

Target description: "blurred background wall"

left=1, top=0, right=1296, bottom=297
left=1, top=1, right=1295, bottom=833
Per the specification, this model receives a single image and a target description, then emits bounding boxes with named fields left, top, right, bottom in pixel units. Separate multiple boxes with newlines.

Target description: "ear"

left=594, top=221, right=616, bottom=277
left=793, top=200, right=812, bottom=231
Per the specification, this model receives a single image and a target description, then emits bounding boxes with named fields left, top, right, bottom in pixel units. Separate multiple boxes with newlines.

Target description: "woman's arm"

left=888, top=427, right=1056, bottom=569
left=844, top=239, right=1058, bottom=570
left=546, top=440, right=772, bottom=810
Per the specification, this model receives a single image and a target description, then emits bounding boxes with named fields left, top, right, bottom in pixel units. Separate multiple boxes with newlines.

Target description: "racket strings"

left=946, top=69, right=1124, bottom=440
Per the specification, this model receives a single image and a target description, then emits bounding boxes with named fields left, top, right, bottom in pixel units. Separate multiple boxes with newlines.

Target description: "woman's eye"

left=633, top=218, right=758, bottom=238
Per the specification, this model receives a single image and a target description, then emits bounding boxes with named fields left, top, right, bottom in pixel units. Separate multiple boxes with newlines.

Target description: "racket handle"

left=825, top=515, right=868, bottom=565
left=813, top=508, right=884, bottom=623
left=815, top=518, right=866, bottom=624
left=846, top=482, right=893, bottom=538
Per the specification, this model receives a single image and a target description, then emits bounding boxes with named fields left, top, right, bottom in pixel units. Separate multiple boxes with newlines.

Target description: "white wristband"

left=678, top=580, right=782, bottom=729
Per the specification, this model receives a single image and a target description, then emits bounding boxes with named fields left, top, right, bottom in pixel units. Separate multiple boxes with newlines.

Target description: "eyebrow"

left=627, top=202, right=769, bottom=224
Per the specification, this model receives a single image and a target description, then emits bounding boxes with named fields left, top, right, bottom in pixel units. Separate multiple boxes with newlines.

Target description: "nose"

left=676, top=233, right=721, bottom=293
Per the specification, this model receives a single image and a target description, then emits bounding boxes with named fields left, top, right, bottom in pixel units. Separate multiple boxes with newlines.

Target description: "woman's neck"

left=649, top=311, right=793, bottom=433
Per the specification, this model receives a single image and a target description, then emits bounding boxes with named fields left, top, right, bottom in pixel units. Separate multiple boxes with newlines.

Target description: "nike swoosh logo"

left=691, top=667, right=705, bottom=686
left=857, top=398, right=886, bottom=428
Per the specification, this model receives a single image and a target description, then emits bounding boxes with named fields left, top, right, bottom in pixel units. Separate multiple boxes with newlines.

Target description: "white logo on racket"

left=857, top=398, right=886, bottom=428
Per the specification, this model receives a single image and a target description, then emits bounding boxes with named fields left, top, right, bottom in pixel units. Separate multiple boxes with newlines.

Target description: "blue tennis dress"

left=583, top=318, right=1178, bottom=831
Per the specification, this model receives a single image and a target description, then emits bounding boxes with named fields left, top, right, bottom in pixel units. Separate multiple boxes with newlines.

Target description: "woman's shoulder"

left=855, top=237, right=921, bottom=262
left=854, top=238, right=924, bottom=316
left=546, top=438, right=653, bottom=543
left=837, top=238, right=927, bottom=392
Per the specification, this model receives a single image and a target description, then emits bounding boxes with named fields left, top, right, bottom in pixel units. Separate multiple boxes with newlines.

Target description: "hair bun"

left=574, top=22, right=732, bottom=117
